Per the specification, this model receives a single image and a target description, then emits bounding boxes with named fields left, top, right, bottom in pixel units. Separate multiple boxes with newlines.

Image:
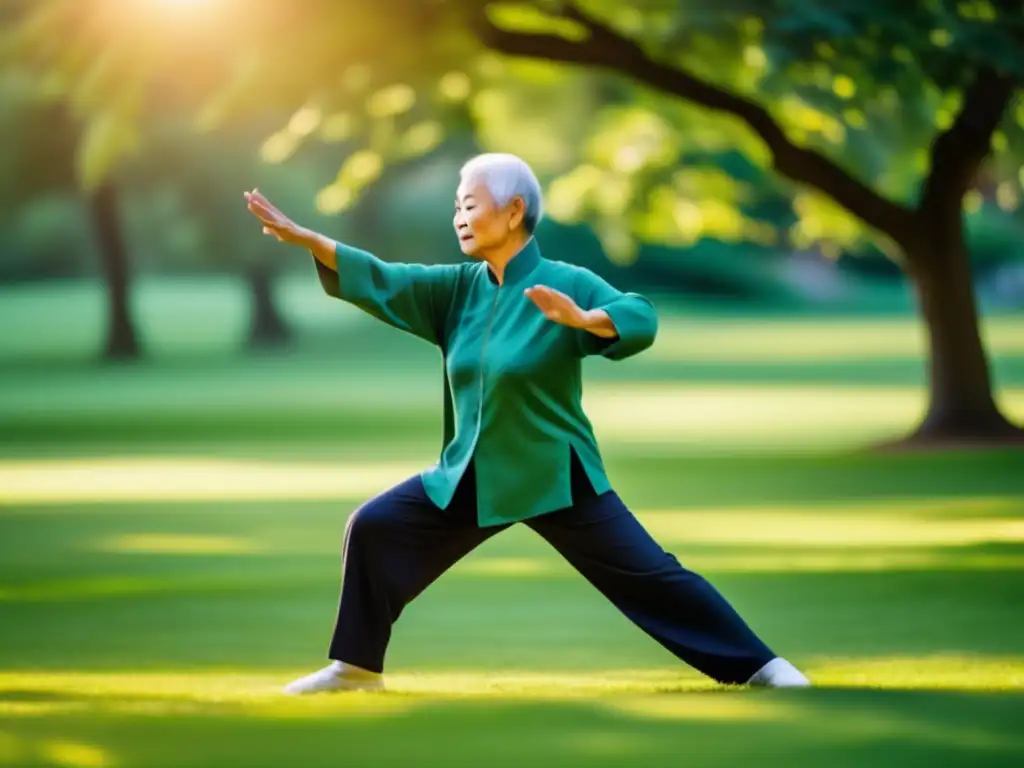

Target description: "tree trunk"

left=902, top=217, right=1023, bottom=446
left=88, top=182, right=141, bottom=361
left=246, top=264, right=292, bottom=349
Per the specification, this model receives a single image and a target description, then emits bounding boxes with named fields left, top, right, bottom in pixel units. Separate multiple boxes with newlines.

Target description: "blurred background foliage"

left=1, top=0, right=1023, bottom=338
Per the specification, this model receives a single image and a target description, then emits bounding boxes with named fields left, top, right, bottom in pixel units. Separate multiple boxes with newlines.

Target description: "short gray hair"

left=460, top=153, right=544, bottom=233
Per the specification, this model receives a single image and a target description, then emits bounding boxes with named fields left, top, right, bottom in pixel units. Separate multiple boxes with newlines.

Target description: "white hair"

left=459, top=153, right=544, bottom=233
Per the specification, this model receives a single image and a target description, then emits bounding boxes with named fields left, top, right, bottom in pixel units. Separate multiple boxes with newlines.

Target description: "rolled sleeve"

left=574, top=268, right=658, bottom=360
left=588, top=293, right=658, bottom=360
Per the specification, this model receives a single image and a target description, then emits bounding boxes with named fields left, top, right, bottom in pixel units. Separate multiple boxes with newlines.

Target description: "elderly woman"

left=244, top=153, right=809, bottom=693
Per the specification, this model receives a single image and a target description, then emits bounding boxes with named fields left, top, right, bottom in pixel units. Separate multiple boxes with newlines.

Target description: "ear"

left=507, top=196, right=526, bottom=231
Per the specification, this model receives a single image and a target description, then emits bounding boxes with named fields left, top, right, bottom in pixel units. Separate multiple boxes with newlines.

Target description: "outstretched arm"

left=245, top=189, right=460, bottom=346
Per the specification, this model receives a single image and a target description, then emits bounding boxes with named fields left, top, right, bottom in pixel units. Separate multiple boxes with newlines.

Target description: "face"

left=453, top=175, right=526, bottom=257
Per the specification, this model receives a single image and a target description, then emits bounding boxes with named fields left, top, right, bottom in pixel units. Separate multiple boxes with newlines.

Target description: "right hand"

left=245, top=189, right=308, bottom=246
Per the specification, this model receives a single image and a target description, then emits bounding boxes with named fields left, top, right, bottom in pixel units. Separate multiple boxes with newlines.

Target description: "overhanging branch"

left=471, top=2, right=916, bottom=243
left=920, top=68, right=1016, bottom=213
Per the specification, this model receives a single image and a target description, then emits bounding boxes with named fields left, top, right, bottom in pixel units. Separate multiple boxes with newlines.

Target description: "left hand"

left=524, top=285, right=591, bottom=329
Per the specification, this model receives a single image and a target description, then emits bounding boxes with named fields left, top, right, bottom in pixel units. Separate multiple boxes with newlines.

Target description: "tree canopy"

left=5, top=0, right=1022, bottom=263
left=4, top=0, right=1024, bottom=435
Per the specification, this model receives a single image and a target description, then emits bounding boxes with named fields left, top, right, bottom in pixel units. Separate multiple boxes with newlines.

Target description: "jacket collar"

left=484, top=236, right=541, bottom=287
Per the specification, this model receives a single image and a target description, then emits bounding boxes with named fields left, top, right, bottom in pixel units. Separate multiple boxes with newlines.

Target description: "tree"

left=0, top=1, right=310, bottom=356
left=216, top=0, right=1024, bottom=443
left=131, top=122, right=303, bottom=350
left=168, top=0, right=1024, bottom=443
left=5, top=0, right=1023, bottom=443
left=463, top=0, right=1024, bottom=445
left=0, top=70, right=140, bottom=359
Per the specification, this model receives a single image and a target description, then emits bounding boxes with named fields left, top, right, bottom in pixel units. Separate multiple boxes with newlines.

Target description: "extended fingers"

left=246, top=191, right=273, bottom=215
left=247, top=199, right=279, bottom=226
left=251, top=189, right=285, bottom=217
left=245, top=189, right=285, bottom=221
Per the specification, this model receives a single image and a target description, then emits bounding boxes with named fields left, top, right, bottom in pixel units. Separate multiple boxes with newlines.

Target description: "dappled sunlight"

left=642, top=504, right=1024, bottom=548
left=98, top=534, right=261, bottom=556
left=0, top=670, right=705, bottom=718
left=4, top=541, right=1018, bottom=604
left=0, top=734, right=116, bottom=768
left=384, top=670, right=711, bottom=698
left=2, top=658, right=1023, bottom=722
left=45, top=495, right=1021, bottom=581
left=675, top=551, right=1024, bottom=573
left=4, top=388, right=1022, bottom=508
left=4, top=0, right=1024, bottom=759
left=585, top=383, right=1024, bottom=448
left=39, top=740, right=115, bottom=768
left=810, top=656, right=1024, bottom=692
left=451, top=551, right=1024, bottom=580
left=450, top=497, right=1024, bottom=576
left=649, top=316, right=1024, bottom=363
left=0, top=457, right=422, bottom=506
left=0, top=671, right=403, bottom=713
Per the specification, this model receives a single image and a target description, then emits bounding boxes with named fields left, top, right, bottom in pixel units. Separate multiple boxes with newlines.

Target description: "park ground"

left=1, top=277, right=1023, bottom=767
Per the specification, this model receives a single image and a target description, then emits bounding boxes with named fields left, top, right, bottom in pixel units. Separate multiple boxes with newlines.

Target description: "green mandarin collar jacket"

left=315, top=238, right=658, bottom=527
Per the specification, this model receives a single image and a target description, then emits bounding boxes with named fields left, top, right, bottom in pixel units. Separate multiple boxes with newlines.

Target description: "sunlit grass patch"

left=384, top=670, right=713, bottom=699
left=584, top=383, right=1024, bottom=448
left=38, top=740, right=114, bottom=768
left=0, top=670, right=703, bottom=720
left=60, top=495, right=1013, bottom=575
left=810, top=656, right=1024, bottom=692
left=674, top=551, right=1024, bottom=573
left=2, top=657, right=1022, bottom=720
left=452, top=550, right=1024, bottom=580
left=1, top=664, right=1023, bottom=767
left=385, top=657, right=1024, bottom=697
left=642, top=504, right=1024, bottom=548
left=98, top=534, right=262, bottom=556
left=0, top=457, right=422, bottom=506
left=650, top=316, right=1024, bottom=363
left=0, top=733, right=115, bottom=768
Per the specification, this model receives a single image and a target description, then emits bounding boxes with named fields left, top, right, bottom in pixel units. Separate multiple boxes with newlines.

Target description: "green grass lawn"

left=1, top=279, right=1023, bottom=766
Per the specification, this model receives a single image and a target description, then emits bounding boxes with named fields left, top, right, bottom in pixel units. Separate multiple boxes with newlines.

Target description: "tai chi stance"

left=244, top=153, right=810, bottom=693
